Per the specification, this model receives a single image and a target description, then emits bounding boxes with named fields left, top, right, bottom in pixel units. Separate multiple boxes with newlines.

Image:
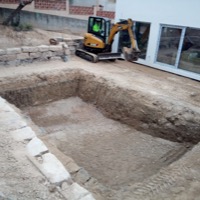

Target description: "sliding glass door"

left=156, top=25, right=200, bottom=75
left=156, top=26, right=184, bottom=66
left=179, top=27, right=200, bottom=74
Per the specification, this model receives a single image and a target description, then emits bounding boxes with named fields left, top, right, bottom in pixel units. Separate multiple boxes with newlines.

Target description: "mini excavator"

left=75, top=16, right=141, bottom=63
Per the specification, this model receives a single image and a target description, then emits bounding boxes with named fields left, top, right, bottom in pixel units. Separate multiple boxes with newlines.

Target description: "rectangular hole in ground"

left=22, top=96, right=189, bottom=190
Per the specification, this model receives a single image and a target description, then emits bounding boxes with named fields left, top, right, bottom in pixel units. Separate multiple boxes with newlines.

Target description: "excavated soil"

left=1, top=60, right=200, bottom=199
left=23, top=97, right=188, bottom=189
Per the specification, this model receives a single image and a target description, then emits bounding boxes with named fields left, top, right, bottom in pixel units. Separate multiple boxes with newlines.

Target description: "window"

left=156, top=27, right=182, bottom=66
left=179, top=27, right=200, bottom=74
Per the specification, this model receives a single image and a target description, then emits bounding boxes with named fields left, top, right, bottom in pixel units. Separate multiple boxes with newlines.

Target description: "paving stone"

left=26, top=137, right=48, bottom=156
left=28, top=153, right=71, bottom=184
left=61, top=183, right=89, bottom=200
left=6, top=48, right=21, bottom=54
left=11, top=126, right=36, bottom=141
left=21, top=46, right=39, bottom=53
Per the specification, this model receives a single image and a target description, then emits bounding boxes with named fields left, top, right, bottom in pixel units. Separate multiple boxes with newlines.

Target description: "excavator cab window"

left=88, top=16, right=110, bottom=42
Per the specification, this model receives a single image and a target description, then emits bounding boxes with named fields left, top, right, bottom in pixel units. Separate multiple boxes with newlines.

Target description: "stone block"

left=52, top=51, right=63, bottom=57
left=0, top=55, right=6, bottom=62
left=6, top=60, right=21, bottom=66
left=50, top=56, right=62, bottom=61
left=38, top=45, right=49, bottom=52
left=49, top=45, right=63, bottom=52
left=28, top=153, right=71, bottom=184
left=42, top=51, right=53, bottom=59
left=17, top=53, right=30, bottom=60
left=6, top=48, right=21, bottom=55
left=60, top=42, right=68, bottom=49
left=21, top=46, right=39, bottom=53
left=11, top=126, right=36, bottom=141
left=0, top=49, right=6, bottom=56
left=0, top=54, right=17, bottom=62
left=7, top=54, right=17, bottom=61
left=0, top=111, right=27, bottom=131
left=30, top=52, right=42, bottom=58
left=61, top=183, right=89, bottom=200
left=26, top=137, right=48, bottom=156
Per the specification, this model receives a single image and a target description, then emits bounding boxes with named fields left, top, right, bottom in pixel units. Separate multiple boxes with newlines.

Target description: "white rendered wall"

left=113, top=0, right=200, bottom=80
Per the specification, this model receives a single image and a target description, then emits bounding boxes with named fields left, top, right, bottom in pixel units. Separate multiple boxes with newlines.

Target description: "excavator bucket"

left=123, top=47, right=140, bottom=62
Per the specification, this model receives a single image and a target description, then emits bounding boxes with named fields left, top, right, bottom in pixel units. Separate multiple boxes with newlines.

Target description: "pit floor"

left=23, top=97, right=188, bottom=190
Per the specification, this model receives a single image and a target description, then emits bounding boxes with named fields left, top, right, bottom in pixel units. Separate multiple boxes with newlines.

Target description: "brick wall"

left=0, top=0, right=18, bottom=3
left=69, top=6, right=93, bottom=15
left=35, top=0, right=66, bottom=10
left=97, top=10, right=115, bottom=19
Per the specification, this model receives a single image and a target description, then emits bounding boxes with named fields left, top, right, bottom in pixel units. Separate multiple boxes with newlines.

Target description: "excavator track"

left=75, top=49, right=98, bottom=63
left=75, top=49, right=124, bottom=63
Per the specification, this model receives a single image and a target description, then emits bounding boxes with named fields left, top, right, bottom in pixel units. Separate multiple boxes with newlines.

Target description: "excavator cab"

left=87, top=16, right=111, bottom=44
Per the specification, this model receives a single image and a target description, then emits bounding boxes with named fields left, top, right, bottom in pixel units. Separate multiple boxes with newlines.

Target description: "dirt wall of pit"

left=0, top=69, right=200, bottom=143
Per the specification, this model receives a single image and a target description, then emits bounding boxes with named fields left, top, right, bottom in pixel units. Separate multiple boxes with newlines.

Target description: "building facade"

left=113, top=0, right=200, bottom=80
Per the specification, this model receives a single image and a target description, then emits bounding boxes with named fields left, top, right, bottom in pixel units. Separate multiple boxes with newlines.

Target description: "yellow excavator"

left=75, top=16, right=141, bottom=63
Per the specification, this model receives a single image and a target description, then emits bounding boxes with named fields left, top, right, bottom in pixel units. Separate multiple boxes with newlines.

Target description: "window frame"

left=155, top=24, right=186, bottom=68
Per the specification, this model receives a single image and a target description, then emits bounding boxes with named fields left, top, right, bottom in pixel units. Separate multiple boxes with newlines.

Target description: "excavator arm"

left=108, top=19, right=140, bottom=61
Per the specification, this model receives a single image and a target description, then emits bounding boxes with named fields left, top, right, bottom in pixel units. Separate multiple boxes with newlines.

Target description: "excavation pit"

left=23, top=97, right=188, bottom=188
left=1, top=66, right=200, bottom=199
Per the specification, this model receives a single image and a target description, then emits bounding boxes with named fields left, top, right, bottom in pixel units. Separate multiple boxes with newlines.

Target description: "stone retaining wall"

left=0, top=43, right=70, bottom=66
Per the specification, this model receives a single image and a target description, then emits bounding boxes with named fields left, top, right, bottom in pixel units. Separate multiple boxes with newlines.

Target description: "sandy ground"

left=23, top=97, right=188, bottom=192
left=0, top=57, right=200, bottom=199
left=0, top=27, right=200, bottom=199
left=0, top=25, right=82, bottom=49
